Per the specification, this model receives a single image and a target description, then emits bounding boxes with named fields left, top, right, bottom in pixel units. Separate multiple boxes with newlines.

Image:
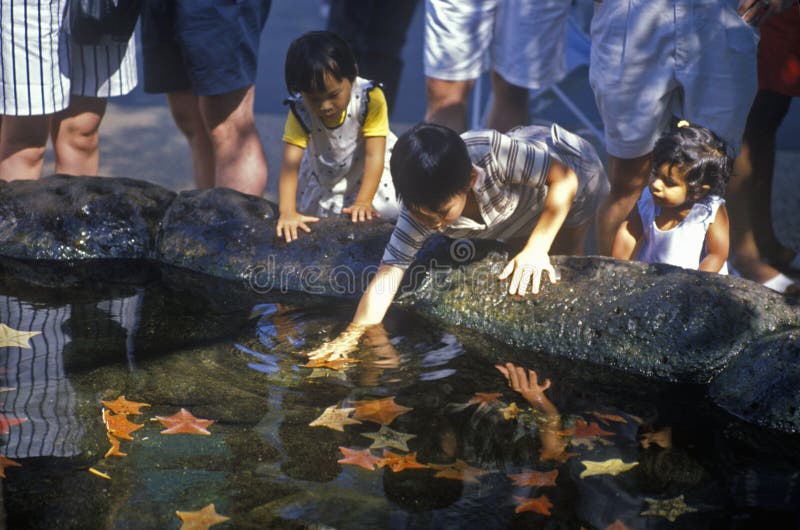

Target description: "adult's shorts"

left=1, top=0, right=137, bottom=116
left=423, top=0, right=570, bottom=89
left=589, top=0, right=758, bottom=158
left=141, top=0, right=271, bottom=96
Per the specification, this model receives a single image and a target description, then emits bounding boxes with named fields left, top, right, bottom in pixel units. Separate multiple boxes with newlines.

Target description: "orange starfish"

left=0, top=454, right=21, bottom=478
left=468, top=392, right=502, bottom=412
left=305, top=357, right=361, bottom=371
left=156, top=408, right=215, bottom=435
left=337, top=446, right=383, bottom=471
left=0, top=413, right=26, bottom=434
left=351, top=397, right=412, bottom=425
left=508, top=469, right=559, bottom=487
left=513, top=494, right=553, bottom=516
left=429, top=459, right=489, bottom=483
left=101, top=396, right=150, bottom=415
left=606, top=520, right=632, bottom=530
left=539, top=446, right=578, bottom=463
left=175, top=503, right=230, bottom=530
left=103, top=409, right=143, bottom=440
left=379, top=450, right=428, bottom=472
left=104, top=432, right=127, bottom=458
left=572, top=419, right=614, bottom=439
left=590, top=411, right=628, bottom=424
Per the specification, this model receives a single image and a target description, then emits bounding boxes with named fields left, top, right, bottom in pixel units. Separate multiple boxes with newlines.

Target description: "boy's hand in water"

left=498, top=249, right=559, bottom=295
left=343, top=201, right=380, bottom=223
left=277, top=211, right=319, bottom=242
left=306, top=322, right=366, bottom=361
left=495, top=362, right=552, bottom=407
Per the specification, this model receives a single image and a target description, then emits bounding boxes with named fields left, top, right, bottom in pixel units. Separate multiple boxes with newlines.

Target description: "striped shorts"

left=0, top=0, right=137, bottom=116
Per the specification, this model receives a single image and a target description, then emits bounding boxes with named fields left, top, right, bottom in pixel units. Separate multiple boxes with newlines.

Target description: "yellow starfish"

left=309, top=405, right=362, bottom=432
left=175, top=503, right=230, bottom=530
left=579, top=458, right=638, bottom=479
left=0, top=323, right=40, bottom=349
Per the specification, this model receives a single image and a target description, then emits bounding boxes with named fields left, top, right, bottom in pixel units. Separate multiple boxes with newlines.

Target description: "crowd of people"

left=1, top=0, right=797, bottom=305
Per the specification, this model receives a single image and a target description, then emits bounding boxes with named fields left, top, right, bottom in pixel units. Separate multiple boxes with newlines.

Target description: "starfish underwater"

left=102, top=409, right=143, bottom=440
left=0, top=323, right=40, bottom=349
left=351, top=397, right=412, bottom=425
left=361, top=425, right=416, bottom=452
left=513, top=494, right=554, bottom=516
left=337, top=446, right=383, bottom=471
left=579, top=458, right=639, bottom=479
left=379, top=450, right=428, bottom=472
left=157, top=408, right=215, bottom=435
left=429, top=459, right=490, bottom=483
left=507, top=469, right=559, bottom=487
left=309, top=405, right=362, bottom=432
left=175, top=503, right=230, bottom=530
left=0, top=454, right=22, bottom=478
left=641, top=494, right=698, bottom=522
left=101, top=396, right=151, bottom=415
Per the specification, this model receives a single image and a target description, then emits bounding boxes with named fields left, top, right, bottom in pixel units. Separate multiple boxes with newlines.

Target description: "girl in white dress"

left=613, top=121, right=732, bottom=274
left=276, top=31, right=400, bottom=242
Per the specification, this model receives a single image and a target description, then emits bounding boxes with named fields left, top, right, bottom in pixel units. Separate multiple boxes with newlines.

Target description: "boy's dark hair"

left=652, top=123, right=732, bottom=201
left=390, top=123, right=473, bottom=212
left=284, top=30, right=357, bottom=94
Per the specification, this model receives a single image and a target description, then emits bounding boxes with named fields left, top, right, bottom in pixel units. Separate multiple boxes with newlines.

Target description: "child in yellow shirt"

left=277, top=31, right=400, bottom=242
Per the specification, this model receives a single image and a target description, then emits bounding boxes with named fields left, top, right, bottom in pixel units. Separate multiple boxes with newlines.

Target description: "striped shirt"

left=0, top=0, right=137, bottom=116
left=382, top=129, right=553, bottom=269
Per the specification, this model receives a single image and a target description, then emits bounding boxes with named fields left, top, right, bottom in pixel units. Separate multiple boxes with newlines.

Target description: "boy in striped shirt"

left=308, top=122, right=608, bottom=361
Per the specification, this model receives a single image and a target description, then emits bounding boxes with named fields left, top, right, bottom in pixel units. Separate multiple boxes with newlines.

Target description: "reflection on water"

left=0, top=278, right=798, bottom=529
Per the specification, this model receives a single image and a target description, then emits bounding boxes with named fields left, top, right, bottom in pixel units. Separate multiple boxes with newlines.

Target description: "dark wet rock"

left=0, top=174, right=174, bottom=260
left=158, top=187, right=392, bottom=295
left=710, top=329, right=800, bottom=433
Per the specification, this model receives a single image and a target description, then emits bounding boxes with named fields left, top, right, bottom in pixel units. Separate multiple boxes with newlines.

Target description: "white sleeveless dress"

left=636, top=188, right=728, bottom=274
left=286, top=77, right=400, bottom=219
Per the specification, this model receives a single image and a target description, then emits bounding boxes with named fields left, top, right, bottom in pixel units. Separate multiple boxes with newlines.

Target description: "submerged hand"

left=305, top=323, right=366, bottom=361
left=343, top=201, right=380, bottom=223
left=277, top=211, right=319, bottom=242
left=498, top=249, right=558, bottom=295
left=495, top=362, right=552, bottom=407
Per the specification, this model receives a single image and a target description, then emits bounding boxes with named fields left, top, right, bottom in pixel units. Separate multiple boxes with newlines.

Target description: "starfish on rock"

left=157, top=408, right=215, bottom=435
left=175, top=503, right=230, bottom=530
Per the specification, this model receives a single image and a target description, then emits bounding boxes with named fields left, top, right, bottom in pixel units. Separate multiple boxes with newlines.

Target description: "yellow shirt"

left=282, top=85, right=390, bottom=149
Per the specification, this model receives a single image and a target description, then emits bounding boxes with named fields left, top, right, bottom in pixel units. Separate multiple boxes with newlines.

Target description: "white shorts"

left=589, top=0, right=758, bottom=158
left=0, top=0, right=137, bottom=116
left=424, top=0, right=570, bottom=89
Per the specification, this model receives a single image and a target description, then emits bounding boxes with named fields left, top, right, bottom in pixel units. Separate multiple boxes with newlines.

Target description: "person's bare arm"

left=699, top=204, right=730, bottom=273
left=343, top=135, right=386, bottom=222
left=612, top=204, right=643, bottom=260
left=306, top=264, right=405, bottom=361
left=277, top=143, right=319, bottom=242
left=499, top=158, right=578, bottom=295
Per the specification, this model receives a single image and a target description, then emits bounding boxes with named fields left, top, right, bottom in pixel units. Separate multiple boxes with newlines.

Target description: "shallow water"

left=0, top=270, right=798, bottom=530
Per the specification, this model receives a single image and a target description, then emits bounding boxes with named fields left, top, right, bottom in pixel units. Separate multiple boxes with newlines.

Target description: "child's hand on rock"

left=343, top=201, right=380, bottom=223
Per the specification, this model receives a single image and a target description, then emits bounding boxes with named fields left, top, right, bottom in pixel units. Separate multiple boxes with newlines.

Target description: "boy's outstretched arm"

left=699, top=204, right=730, bottom=273
left=343, top=135, right=386, bottom=222
left=307, top=264, right=405, bottom=361
left=612, top=205, right=643, bottom=260
left=499, top=159, right=578, bottom=295
left=277, top=143, right=319, bottom=242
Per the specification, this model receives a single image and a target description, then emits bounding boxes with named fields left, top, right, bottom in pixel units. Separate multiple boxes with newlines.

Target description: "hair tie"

left=677, top=120, right=690, bottom=128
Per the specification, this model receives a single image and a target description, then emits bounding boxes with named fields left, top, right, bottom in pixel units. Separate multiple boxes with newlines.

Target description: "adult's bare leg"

left=486, top=71, right=530, bottom=133
left=730, top=90, right=794, bottom=275
left=199, top=85, right=267, bottom=196
left=167, top=91, right=215, bottom=190
left=594, top=153, right=651, bottom=256
left=424, top=77, right=474, bottom=133
left=50, top=95, right=107, bottom=176
left=0, top=115, right=50, bottom=181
